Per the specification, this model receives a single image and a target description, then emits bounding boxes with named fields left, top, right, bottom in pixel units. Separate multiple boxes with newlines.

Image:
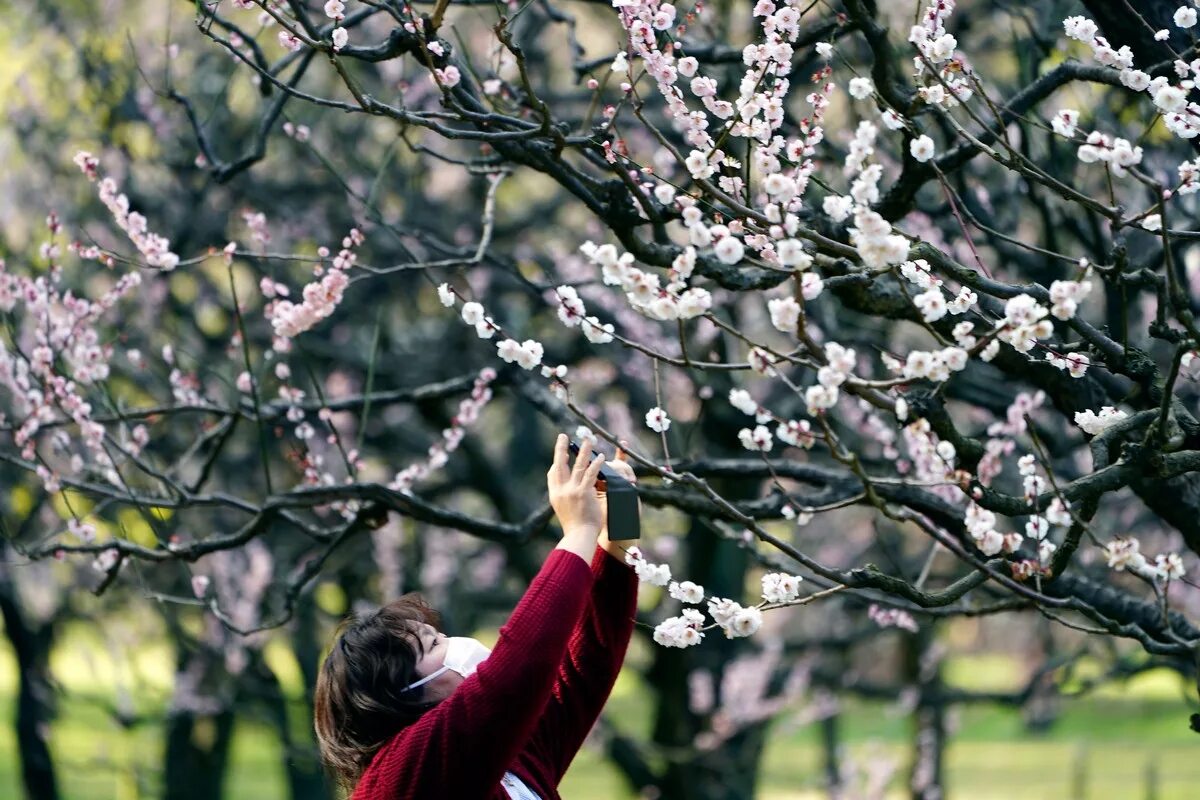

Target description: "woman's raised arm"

left=350, top=434, right=608, bottom=799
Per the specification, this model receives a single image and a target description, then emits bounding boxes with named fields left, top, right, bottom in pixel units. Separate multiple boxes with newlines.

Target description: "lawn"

left=0, top=624, right=1196, bottom=798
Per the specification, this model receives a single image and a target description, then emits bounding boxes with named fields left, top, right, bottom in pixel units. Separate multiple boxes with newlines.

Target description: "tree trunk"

left=646, top=482, right=770, bottom=799
left=906, top=625, right=946, bottom=800
left=163, top=642, right=235, bottom=800
left=290, top=594, right=333, bottom=798
left=246, top=645, right=328, bottom=800
left=163, top=707, right=236, bottom=800
left=0, top=549, right=59, bottom=800
left=820, top=704, right=843, bottom=798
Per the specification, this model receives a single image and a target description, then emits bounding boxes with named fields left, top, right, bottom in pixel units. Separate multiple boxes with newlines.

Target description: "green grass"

left=0, top=624, right=1196, bottom=798
left=557, top=662, right=1200, bottom=800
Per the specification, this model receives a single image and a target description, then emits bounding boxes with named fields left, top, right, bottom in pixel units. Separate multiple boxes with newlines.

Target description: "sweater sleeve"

left=351, top=548, right=594, bottom=800
left=524, top=545, right=639, bottom=784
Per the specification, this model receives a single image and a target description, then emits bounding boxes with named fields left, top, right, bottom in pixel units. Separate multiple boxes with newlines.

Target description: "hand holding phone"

left=567, top=437, right=640, bottom=540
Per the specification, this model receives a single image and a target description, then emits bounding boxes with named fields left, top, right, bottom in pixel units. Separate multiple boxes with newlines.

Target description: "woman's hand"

left=548, top=433, right=607, bottom=561
left=598, top=440, right=638, bottom=561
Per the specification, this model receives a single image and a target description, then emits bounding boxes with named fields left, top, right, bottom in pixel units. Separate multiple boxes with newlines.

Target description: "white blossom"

left=725, top=606, right=764, bottom=638
left=847, top=77, right=874, bottom=100
left=913, top=288, right=948, bottom=321
left=1104, top=538, right=1147, bottom=572
left=669, top=580, right=706, bottom=604
left=729, top=388, right=760, bottom=417
left=768, top=296, right=802, bottom=333
left=635, top=559, right=672, bottom=586
left=801, top=272, right=824, bottom=300
left=654, top=611, right=705, bottom=648
left=1046, top=498, right=1072, bottom=527
left=461, top=301, right=485, bottom=325
left=1120, top=69, right=1151, bottom=91
left=713, top=235, right=745, bottom=264
left=738, top=425, right=773, bottom=452
left=761, top=572, right=804, bottom=604
left=777, top=419, right=815, bottom=449
left=1052, top=109, right=1079, bottom=138
left=1156, top=552, right=1186, bottom=579
left=909, top=134, right=936, bottom=163
left=1074, top=406, right=1129, bottom=435
left=1153, top=84, right=1187, bottom=112
left=496, top=338, right=543, bottom=370
left=823, top=195, right=854, bottom=222
left=1063, top=16, right=1098, bottom=44
left=645, top=406, right=671, bottom=433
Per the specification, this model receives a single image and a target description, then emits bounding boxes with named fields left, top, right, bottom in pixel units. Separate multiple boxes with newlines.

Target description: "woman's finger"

left=607, top=460, right=636, bottom=483
left=583, top=452, right=606, bottom=485
left=549, top=433, right=569, bottom=482
left=572, top=437, right=594, bottom=477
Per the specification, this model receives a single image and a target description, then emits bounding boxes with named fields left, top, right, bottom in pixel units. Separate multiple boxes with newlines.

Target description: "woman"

left=314, top=434, right=639, bottom=799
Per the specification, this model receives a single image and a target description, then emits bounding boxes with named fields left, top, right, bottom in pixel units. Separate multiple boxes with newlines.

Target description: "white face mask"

left=402, top=636, right=492, bottom=693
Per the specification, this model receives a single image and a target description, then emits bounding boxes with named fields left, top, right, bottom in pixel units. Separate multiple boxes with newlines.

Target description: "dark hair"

left=314, top=593, right=442, bottom=791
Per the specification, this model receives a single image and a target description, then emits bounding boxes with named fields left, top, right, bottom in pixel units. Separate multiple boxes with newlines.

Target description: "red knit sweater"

left=350, top=545, right=638, bottom=799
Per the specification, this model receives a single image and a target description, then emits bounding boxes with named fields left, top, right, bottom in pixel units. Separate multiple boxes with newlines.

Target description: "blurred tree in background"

left=2, top=1, right=1200, bottom=798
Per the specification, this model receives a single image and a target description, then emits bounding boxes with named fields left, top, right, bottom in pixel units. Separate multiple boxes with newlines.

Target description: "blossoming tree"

left=6, top=0, right=1200, bottom=796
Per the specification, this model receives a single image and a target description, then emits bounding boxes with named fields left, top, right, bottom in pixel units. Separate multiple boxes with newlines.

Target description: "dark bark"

left=163, top=707, right=236, bottom=800
left=906, top=625, right=946, bottom=800
left=819, top=710, right=843, bottom=799
left=644, top=354, right=774, bottom=800
left=163, top=642, right=236, bottom=800
left=246, top=652, right=328, bottom=800
left=0, top=549, right=59, bottom=800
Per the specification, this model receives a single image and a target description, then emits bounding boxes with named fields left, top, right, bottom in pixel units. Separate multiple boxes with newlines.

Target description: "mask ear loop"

left=401, top=665, right=449, bottom=693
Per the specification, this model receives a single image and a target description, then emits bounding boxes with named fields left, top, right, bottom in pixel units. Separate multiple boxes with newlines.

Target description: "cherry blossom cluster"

left=867, top=603, right=919, bottom=633
left=263, top=228, right=361, bottom=340
left=229, top=1, right=350, bottom=54
left=996, top=294, right=1054, bottom=356
left=907, top=0, right=974, bottom=109
left=578, top=240, right=713, bottom=322
left=626, top=546, right=807, bottom=647
left=1074, top=131, right=1144, bottom=176
left=74, top=151, right=179, bottom=270
left=964, top=502, right=1021, bottom=557
left=850, top=207, right=911, bottom=272
left=899, top=258, right=977, bottom=323
left=1103, top=537, right=1187, bottom=582
left=387, top=368, right=498, bottom=492
left=882, top=342, right=971, bottom=384
left=900, top=417, right=960, bottom=485
left=1063, top=12, right=1200, bottom=142
left=608, top=0, right=835, bottom=278
left=0, top=159, right=170, bottom=497
left=972, top=391, right=1046, bottom=489
left=551, top=284, right=615, bottom=344
left=437, top=282, right=564, bottom=376
left=727, top=387, right=815, bottom=456
left=323, top=1, right=350, bottom=51
left=1074, top=406, right=1129, bottom=435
